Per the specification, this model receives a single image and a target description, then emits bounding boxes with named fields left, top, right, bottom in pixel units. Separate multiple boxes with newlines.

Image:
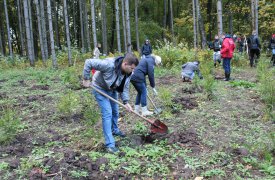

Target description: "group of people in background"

left=85, top=33, right=274, bottom=153
left=203, top=31, right=274, bottom=82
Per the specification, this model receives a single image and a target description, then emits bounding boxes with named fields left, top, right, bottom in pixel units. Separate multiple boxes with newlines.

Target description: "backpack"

left=271, top=38, right=275, bottom=49
left=213, top=41, right=220, bottom=50
left=250, top=36, right=258, bottom=49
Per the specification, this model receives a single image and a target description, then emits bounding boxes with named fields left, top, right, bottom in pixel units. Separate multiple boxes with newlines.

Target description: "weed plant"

left=81, top=92, right=100, bottom=126
left=155, top=40, right=193, bottom=68
left=231, top=53, right=248, bottom=67
left=0, top=107, right=21, bottom=144
left=256, top=59, right=275, bottom=121
left=230, top=80, right=256, bottom=88
left=57, top=91, right=81, bottom=119
left=200, top=60, right=216, bottom=99
left=60, top=67, right=81, bottom=89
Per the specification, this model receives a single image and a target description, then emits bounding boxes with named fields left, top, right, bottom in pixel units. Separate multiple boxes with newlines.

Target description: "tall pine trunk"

left=4, top=0, right=13, bottom=57
left=64, top=0, right=72, bottom=66
left=110, top=1, right=115, bottom=51
left=196, top=0, right=206, bottom=49
left=169, top=0, right=175, bottom=46
left=101, top=0, right=108, bottom=55
left=121, top=0, right=127, bottom=52
left=0, top=16, right=6, bottom=56
left=23, top=0, right=35, bottom=66
left=115, top=0, right=121, bottom=53
left=40, top=0, right=48, bottom=59
left=135, top=0, right=140, bottom=53
left=254, top=0, right=258, bottom=35
left=53, top=0, right=62, bottom=50
left=0, top=27, right=3, bottom=55
left=251, top=0, right=255, bottom=31
left=79, top=0, right=85, bottom=53
left=34, top=0, right=46, bottom=63
left=28, top=0, right=35, bottom=59
left=17, top=0, right=25, bottom=56
left=91, top=0, right=97, bottom=49
left=73, top=1, right=78, bottom=45
left=83, top=1, right=90, bottom=51
left=163, top=0, right=167, bottom=39
left=163, top=0, right=167, bottom=29
left=47, top=0, right=57, bottom=68
left=217, top=0, right=223, bottom=35
left=229, top=11, right=233, bottom=34
left=125, top=0, right=131, bottom=52
left=192, top=0, right=197, bottom=49
left=207, top=0, right=212, bottom=40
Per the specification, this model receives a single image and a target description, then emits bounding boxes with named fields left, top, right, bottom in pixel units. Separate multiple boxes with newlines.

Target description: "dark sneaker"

left=106, top=147, right=119, bottom=153
left=113, top=131, right=126, bottom=138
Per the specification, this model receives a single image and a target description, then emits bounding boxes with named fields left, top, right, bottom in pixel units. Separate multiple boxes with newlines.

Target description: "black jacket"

left=141, top=44, right=152, bottom=56
left=269, top=38, right=275, bottom=49
left=248, top=35, right=261, bottom=50
left=131, top=55, right=155, bottom=88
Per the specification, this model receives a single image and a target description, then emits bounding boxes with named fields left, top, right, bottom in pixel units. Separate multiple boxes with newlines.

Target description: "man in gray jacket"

left=82, top=53, right=139, bottom=153
left=181, top=61, right=203, bottom=82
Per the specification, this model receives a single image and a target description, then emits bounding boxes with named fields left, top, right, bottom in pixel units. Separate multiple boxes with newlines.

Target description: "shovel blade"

left=150, top=120, right=168, bottom=134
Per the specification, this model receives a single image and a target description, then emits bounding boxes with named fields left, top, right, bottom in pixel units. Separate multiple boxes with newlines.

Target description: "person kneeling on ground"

left=131, top=55, right=162, bottom=116
left=181, top=61, right=203, bottom=82
left=82, top=53, right=139, bottom=153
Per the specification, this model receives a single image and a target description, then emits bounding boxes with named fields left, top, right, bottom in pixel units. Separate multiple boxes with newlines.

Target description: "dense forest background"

left=0, top=0, right=274, bottom=66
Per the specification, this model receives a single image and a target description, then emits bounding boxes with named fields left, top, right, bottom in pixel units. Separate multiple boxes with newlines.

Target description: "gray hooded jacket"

left=83, top=57, right=131, bottom=104
left=181, top=61, right=202, bottom=79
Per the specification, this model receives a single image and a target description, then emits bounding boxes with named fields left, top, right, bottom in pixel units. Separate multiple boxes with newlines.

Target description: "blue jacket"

left=131, top=56, right=156, bottom=88
left=141, top=44, right=152, bottom=56
left=83, top=57, right=131, bottom=104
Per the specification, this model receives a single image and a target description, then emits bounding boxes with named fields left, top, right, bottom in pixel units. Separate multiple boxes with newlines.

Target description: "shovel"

left=147, top=91, right=162, bottom=114
left=92, top=86, right=168, bottom=134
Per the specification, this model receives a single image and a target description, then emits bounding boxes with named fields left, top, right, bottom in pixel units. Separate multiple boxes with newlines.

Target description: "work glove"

left=152, top=88, right=158, bottom=96
left=82, top=79, right=91, bottom=88
left=124, top=103, right=132, bottom=112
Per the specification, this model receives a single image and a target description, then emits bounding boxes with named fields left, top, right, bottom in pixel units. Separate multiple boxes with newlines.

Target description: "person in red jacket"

left=220, top=34, right=235, bottom=81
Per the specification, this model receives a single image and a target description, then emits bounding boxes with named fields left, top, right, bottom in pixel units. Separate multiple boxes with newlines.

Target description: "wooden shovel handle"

left=91, top=86, right=155, bottom=125
left=147, top=90, right=158, bottom=110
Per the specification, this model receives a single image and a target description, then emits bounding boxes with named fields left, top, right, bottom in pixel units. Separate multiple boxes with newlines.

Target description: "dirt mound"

left=173, top=96, right=198, bottom=109
left=18, top=80, right=28, bottom=87
left=0, top=134, right=33, bottom=158
left=0, top=92, right=8, bottom=99
left=29, top=85, right=49, bottom=90
left=0, top=79, right=8, bottom=83
left=124, top=129, right=202, bottom=153
left=26, top=94, right=47, bottom=102
left=159, top=75, right=180, bottom=85
left=182, top=86, right=203, bottom=94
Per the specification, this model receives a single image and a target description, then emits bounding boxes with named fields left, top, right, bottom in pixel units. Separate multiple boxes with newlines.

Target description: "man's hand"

left=152, top=88, right=158, bottom=96
left=124, top=103, right=132, bottom=111
left=82, top=79, right=91, bottom=88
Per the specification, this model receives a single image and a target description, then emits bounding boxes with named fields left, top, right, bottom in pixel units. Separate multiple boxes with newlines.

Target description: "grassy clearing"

left=0, top=50, right=274, bottom=179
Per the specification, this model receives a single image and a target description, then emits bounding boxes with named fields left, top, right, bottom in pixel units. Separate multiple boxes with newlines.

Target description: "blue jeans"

left=93, top=88, right=120, bottom=148
left=131, top=82, right=147, bottom=107
left=223, top=58, right=231, bottom=74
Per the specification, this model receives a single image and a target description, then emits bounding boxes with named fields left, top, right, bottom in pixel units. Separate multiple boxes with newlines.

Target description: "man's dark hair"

left=123, top=53, right=139, bottom=66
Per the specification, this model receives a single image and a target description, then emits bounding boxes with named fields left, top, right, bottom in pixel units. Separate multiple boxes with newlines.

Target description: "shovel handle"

left=147, top=91, right=158, bottom=110
left=91, top=86, right=156, bottom=125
